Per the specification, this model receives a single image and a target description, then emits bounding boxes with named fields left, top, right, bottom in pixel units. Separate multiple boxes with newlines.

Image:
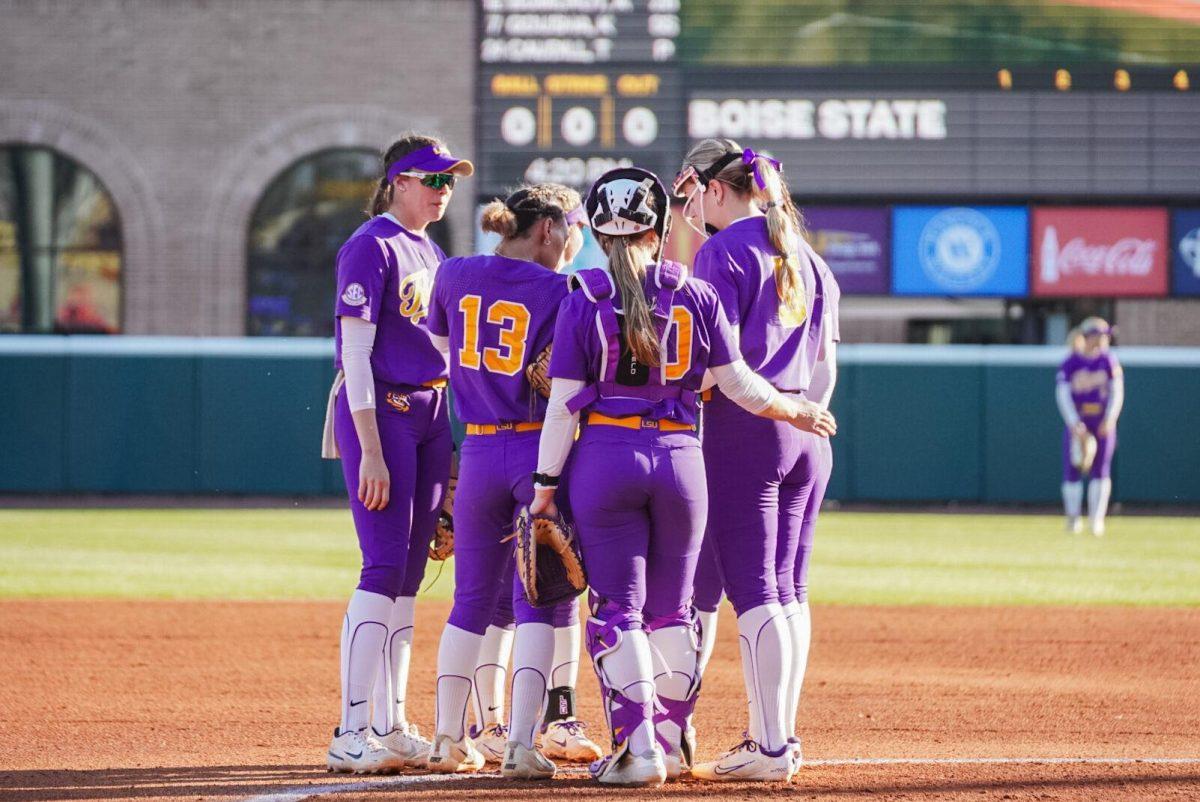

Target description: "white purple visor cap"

left=385, top=144, right=475, bottom=182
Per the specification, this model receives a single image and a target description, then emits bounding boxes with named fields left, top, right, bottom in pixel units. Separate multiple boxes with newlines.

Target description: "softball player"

left=1056, top=317, right=1123, bottom=536
left=321, top=135, right=472, bottom=773
left=530, top=167, right=835, bottom=787
left=673, top=138, right=841, bottom=780
left=424, top=184, right=596, bottom=779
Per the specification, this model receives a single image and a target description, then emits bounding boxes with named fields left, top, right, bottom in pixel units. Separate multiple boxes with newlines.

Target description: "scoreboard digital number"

left=478, top=66, right=681, bottom=195
left=479, top=0, right=680, bottom=64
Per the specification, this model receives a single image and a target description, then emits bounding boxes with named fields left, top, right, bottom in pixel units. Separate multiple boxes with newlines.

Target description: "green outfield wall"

left=2, top=339, right=1197, bottom=504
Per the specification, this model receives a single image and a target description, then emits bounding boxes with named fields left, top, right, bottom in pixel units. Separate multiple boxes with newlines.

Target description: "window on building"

left=0, top=146, right=123, bottom=333
left=247, top=149, right=453, bottom=337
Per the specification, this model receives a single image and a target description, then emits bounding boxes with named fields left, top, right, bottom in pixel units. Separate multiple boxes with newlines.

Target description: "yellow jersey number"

left=664, top=306, right=693, bottom=382
left=458, top=295, right=531, bottom=377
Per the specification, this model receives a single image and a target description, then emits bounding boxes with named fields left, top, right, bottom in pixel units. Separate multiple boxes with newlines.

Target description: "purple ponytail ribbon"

left=742, top=148, right=781, bottom=190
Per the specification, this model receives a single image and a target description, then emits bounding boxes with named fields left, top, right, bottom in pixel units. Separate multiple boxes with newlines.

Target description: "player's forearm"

left=1104, top=375, right=1124, bottom=427
left=807, top=343, right=838, bottom=409
left=350, top=408, right=385, bottom=457
left=535, top=377, right=584, bottom=483
left=341, top=317, right=382, bottom=454
left=711, top=360, right=794, bottom=420
left=1055, top=381, right=1080, bottom=427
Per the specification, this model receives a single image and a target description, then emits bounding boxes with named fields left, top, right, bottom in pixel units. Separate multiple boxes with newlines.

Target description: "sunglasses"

left=401, top=172, right=456, bottom=190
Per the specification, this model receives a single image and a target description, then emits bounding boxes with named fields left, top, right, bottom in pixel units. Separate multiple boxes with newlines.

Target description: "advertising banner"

left=803, top=207, right=890, bottom=294
left=892, top=206, right=1028, bottom=296
left=1171, top=209, right=1200, bottom=296
left=1031, top=207, right=1168, bottom=297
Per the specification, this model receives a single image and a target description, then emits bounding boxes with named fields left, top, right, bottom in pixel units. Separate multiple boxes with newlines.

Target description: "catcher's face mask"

left=673, top=149, right=742, bottom=240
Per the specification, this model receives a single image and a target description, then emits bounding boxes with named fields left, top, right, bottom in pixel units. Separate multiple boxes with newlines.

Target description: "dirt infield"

left=1, top=600, right=1197, bottom=801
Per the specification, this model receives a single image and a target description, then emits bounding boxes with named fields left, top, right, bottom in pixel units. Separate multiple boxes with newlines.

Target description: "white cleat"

left=501, top=740, right=557, bottom=779
left=326, top=727, right=404, bottom=774
left=787, top=736, right=803, bottom=780
left=541, top=718, right=604, bottom=762
left=1091, top=520, right=1105, bottom=537
left=691, top=738, right=792, bottom=782
left=1067, top=517, right=1083, bottom=534
left=375, top=723, right=431, bottom=768
left=426, top=733, right=485, bottom=773
left=471, top=722, right=508, bottom=764
left=590, top=741, right=667, bottom=787
left=661, top=726, right=697, bottom=781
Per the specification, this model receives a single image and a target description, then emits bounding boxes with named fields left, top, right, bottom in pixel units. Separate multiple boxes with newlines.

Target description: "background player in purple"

left=1056, top=317, right=1124, bottom=536
left=673, top=138, right=842, bottom=780
left=424, top=184, right=596, bottom=778
left=531, top=167, right=835, bottom=787
left=319, top=134, right=471, bottom=773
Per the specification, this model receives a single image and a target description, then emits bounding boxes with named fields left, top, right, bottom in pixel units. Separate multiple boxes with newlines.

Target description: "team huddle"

left=320, top=131, right=837, bottom=787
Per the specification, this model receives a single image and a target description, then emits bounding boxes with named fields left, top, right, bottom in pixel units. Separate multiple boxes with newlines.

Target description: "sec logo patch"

left=341, top=283, right=367, bottom=307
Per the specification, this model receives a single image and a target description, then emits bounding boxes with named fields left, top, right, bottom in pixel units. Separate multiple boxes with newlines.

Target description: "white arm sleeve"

left=1056, top=381, right=1080, bottom=427
left=807, top=340, right=838, bottom=409
left=1104, top=373, right=1125, bottom=427
left=341, top=316, right=377, bottom=412
left=536, top=377, right=585, bottom=482
left=428, top=332, right=449, bottom=353
left=710, top=360, right=780, bottom=415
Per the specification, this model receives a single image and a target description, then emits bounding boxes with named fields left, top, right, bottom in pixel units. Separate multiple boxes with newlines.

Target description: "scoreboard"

left=476, top=0, right=681, bottom=197
left=478, top=0, right=680, bottom=64
left=477, top=66, right=681, bottom=196
left=474, top=3, right=1199, bottom=200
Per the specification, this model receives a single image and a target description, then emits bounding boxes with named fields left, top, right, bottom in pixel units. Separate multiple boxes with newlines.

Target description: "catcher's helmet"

left=585, top=166, right=671, bottom=245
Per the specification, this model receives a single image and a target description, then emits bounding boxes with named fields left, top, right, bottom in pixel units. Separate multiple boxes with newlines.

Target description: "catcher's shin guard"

left=646, top=611, right=702, bottom=771
left=585, top=597, right=655, bottom=754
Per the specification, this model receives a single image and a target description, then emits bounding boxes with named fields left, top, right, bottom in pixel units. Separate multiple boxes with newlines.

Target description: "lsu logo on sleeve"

left=398, top=269, right=434, bottom=323
left=458, top=294, right=531, bottom=376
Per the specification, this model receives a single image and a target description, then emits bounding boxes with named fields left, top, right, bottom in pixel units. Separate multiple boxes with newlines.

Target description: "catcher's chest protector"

left=565, top=262, right=697, bottom=415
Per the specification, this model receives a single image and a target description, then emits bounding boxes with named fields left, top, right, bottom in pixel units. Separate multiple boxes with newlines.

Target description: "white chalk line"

left=241, top=758, right=1200, bottom=802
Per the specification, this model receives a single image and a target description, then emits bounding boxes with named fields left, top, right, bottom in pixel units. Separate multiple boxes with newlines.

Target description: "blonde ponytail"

left=603, top=233, right=661, bottom=367
left=754, top=158, right=807, bottom=321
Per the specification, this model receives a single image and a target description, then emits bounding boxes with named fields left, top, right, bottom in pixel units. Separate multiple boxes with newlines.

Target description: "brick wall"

left=0, top=0, right=476, bottom=334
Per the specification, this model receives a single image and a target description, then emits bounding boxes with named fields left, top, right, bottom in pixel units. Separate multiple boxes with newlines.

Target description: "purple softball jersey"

left=334, top=214, right=449, bottom=387
left=1057, top=350, right=1120, bottom=426
left=1058, top=350, right=1120, bottom=481
left=428, top=253, right=579, bottom=634
left=427, top=254, right=570, bottom=425
left=548, top=261, right=739, bottom=427
left=692, top=216, right=841, bottom=393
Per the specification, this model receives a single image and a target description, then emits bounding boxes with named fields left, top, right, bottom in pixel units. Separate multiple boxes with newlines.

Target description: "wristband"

left=532, top=472, right=559, bottom=488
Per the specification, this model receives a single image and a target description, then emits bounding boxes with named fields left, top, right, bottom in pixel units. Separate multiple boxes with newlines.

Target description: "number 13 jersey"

left=427, top=254, right=571, bottom=425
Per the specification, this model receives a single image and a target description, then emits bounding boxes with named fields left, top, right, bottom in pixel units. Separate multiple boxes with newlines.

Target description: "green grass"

left=0, top=509, right=1197, bottom=605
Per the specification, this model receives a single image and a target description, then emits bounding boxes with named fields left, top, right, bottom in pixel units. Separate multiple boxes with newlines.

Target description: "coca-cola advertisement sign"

left=1032, top=207, right=1169, bottom=297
